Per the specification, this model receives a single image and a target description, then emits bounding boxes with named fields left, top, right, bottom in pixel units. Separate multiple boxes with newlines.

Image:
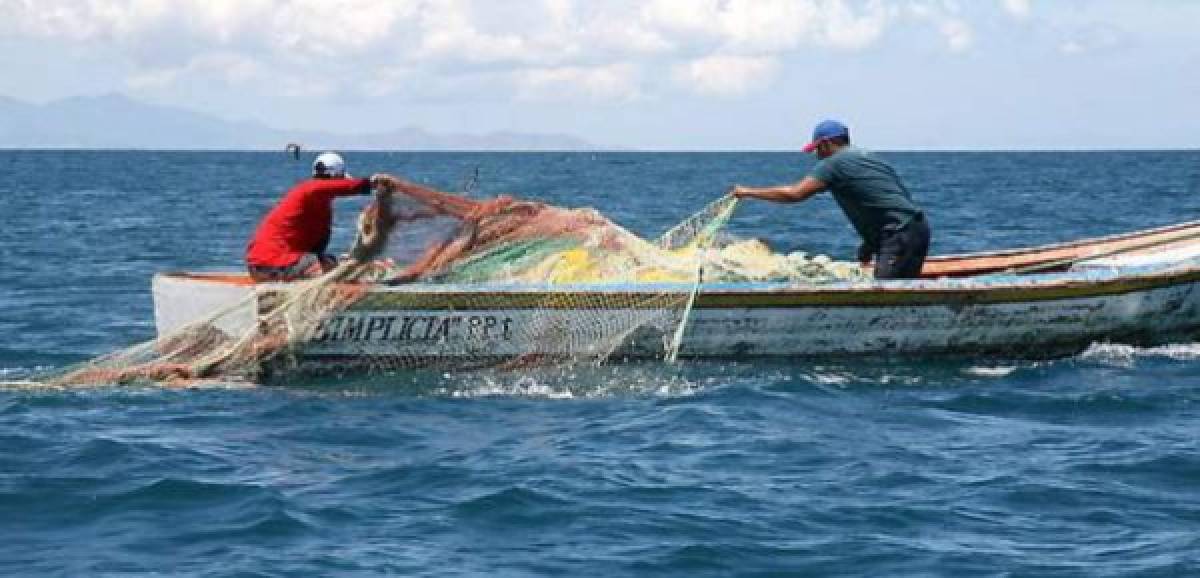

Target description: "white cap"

left=313, top=152, right=346, bottom=178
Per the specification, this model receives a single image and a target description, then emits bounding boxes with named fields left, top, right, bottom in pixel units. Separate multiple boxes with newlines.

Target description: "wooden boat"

left=153, top=220, right=1200, bottom=367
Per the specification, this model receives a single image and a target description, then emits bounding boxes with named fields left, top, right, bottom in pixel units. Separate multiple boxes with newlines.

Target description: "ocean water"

left=3, top=150, right=1200, bottom=576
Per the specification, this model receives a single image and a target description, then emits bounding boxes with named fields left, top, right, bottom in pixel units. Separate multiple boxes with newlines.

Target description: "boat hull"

left=153, top=265, right=1200, bottom=372
left=305, top=275, right=1200, bottom=362
left=150, top=220, right=1200, bottom=373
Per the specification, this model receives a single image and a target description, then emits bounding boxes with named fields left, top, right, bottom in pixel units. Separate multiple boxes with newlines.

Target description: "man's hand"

left=729, top=185, right=754, bottom=199
left=370, top=173, right=400, bottom=191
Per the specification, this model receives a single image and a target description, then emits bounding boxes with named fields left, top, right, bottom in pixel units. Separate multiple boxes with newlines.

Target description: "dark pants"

left=247, top=253, right=336, bottom=282
left=875, top=215, right=931, bottom=280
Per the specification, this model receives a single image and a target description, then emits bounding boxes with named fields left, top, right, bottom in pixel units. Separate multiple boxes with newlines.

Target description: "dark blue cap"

left=803, top=120, right=849, bottom=153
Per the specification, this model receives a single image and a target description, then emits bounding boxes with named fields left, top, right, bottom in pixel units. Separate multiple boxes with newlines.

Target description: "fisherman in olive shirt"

left=731, top=120, right=931, bottom=279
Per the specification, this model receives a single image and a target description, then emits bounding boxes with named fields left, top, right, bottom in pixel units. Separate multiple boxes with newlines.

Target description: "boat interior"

left=920, top=219, right=1200, bottom=277
left=164, top=220, right=1200, bottom=286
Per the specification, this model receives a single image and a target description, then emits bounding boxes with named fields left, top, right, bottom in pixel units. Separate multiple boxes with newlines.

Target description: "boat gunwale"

left=927, top=217, right=1200, bottom=261
left=921, top=219, right=1200, bottom=276
left=327, top=264, right=1200, bottom=309
left=154, top=262, right=1200, bottom=311
left=154, top=218, right=1200, bottom=308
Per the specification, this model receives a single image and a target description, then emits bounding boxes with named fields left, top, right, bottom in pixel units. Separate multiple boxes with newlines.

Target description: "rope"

left=665, top=195, right=739, bottom=363
left=666, top=261, right=704, bottom=364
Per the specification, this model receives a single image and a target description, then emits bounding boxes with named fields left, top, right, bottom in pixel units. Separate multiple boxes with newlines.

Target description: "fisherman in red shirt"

left=246, top=152, right=384, bottom=282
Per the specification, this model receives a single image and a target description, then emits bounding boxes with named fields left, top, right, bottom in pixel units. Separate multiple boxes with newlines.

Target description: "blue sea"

left=3, top=150, right=1200, bottom=576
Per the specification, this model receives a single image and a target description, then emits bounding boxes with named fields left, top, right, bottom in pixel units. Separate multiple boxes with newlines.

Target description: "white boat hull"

left=308, top=280, right=1200, bottom=360
left=153, top=260, right=1200, bottom=371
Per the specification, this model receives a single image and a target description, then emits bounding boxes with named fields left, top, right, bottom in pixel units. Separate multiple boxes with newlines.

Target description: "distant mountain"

left=0, top=93, right=596, bottom=151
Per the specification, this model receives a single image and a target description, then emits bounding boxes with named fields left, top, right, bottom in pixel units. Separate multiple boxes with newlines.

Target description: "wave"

left=1, top=365, right=54, bottom=377
left=439, top=364, right=704, bottom=399
left=1078, top=342, right=1200, bottom=366
left=263, top=361, right=709, bottom=399
left=961, top=366, right=1019, bottom=378
left=1, top=365, right=58, bottom=388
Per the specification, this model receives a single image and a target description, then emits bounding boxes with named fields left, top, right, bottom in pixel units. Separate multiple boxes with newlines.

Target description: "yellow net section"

left=46, top=183, right=866, bottom=386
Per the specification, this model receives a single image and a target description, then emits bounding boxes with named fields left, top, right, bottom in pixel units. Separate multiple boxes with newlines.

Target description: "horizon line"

left=2, top=146, right=1198, bottom=154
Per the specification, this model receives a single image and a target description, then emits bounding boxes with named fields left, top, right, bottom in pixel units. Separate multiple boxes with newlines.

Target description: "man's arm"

left=319, top=176, right=373, bottom=197
left=731, top=176, right=826, bottom=203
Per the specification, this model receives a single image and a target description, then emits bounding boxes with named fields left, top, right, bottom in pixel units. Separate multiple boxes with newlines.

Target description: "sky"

left=0, top=0, right=1197, bottom=150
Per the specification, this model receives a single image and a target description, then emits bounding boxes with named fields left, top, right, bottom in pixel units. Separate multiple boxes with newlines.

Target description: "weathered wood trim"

left=339, top=268, right=1200, bottom=310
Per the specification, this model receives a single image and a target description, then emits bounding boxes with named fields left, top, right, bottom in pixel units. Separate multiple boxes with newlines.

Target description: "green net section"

left=44, top=184, right=867, bottom=386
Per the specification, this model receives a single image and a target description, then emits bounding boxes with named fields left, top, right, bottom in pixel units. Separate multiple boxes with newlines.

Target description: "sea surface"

left=3, top=150, right=1200, bottom=576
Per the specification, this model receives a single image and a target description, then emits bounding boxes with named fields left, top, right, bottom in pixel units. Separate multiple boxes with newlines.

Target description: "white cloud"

left=673, top=55, right=778, bottom=97
left=577, top=13, right=673, bottom=54
left=1059, top=40, right=1084, bottom=55
left=641, top=0, right=805, bottom=52
left=3, top=0, right=169, bottom=41
left=1001, top=0, right=1031, bottom=19
left=0, top=0, right=1000, bottom=104
left=182, top=0, right=275, bottom=44
left=638, top=0, right=891, bottom=53
left=939, top=18, right=973, bottom=52
left=414, top=0, right=551, bottom=64
left=269, top=0, right=416, bottom=57
left=1, top=0, right=415, bottom=57
left=514, top=63, right=641, bottom=101
left=1057, top=25, right=1123, bottom=56
left=813, top=0, right=891, bottom=51
left=126, top=52, right=262, bottom=90
left=360, top=66, right=416, bottom=98
left=906, top=2, right=973, bottom=53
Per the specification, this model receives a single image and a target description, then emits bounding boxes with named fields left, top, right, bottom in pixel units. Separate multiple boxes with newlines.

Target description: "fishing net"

left=47, top=182, right=866, bottom=386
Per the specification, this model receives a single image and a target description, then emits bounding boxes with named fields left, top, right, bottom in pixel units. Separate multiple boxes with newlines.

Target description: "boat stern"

left=152, top=272, right=258, bottom=339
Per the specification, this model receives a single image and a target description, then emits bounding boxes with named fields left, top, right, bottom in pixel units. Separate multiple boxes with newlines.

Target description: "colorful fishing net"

left=47, top=182, right=866, bottom=385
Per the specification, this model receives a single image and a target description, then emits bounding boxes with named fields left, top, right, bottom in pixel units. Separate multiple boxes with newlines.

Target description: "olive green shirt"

left=809, top=146, right=922, bottom=250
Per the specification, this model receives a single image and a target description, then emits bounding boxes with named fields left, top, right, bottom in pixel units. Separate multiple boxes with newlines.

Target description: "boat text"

left=313, top=314, right=514, bottom=342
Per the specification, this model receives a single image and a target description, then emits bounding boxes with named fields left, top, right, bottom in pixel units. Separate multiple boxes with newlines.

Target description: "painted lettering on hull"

left=313, top=314, right=514, bottom=343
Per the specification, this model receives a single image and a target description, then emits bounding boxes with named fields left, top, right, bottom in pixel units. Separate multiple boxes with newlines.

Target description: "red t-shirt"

left=246, top=177, right=370, bottom=268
